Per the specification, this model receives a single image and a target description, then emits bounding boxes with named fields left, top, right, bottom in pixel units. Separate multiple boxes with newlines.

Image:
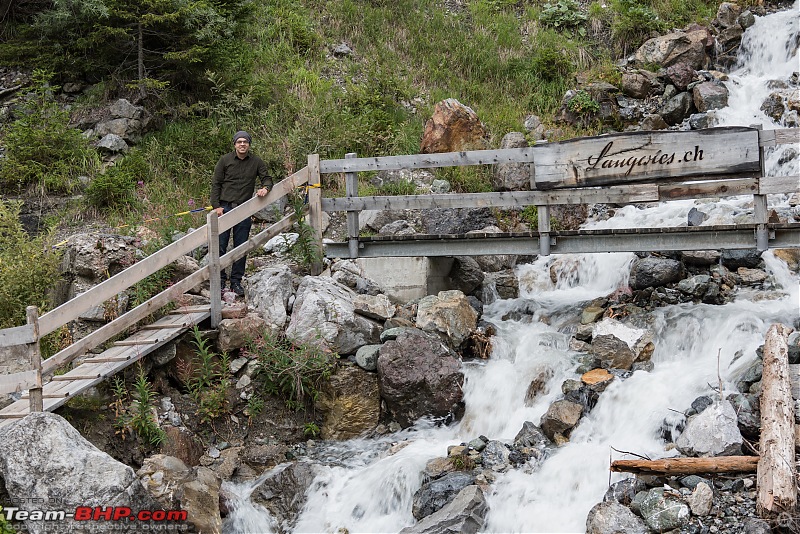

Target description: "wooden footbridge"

left=1, top=126, right=798, bottom=427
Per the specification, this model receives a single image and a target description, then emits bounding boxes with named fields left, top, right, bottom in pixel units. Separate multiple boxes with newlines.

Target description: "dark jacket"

left=210, top=151, right=273, bottom=208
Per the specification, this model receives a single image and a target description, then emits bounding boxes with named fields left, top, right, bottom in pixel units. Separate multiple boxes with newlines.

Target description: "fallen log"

left=757, top=323, right=796, bottom=517
left=611, top=456, right=759, bottom=475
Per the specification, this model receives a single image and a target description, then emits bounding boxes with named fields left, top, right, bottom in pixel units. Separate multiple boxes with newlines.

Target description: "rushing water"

left=225, top=6, right=800, bottom=533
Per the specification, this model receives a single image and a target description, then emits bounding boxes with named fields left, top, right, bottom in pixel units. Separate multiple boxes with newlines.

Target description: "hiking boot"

left=231, top=281, right=245, bottom=297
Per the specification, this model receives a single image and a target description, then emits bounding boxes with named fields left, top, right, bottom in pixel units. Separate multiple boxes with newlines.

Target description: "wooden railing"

left=0, top=165, right=312, bottom=409
left=315, top=127, right=800, bottom=258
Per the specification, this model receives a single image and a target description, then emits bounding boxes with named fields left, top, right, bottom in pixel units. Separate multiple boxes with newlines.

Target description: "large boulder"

left=251, top=462, right=319, bottom=532
left=634, top=31, right=708, bottom=70
left=400, top=485, right=487, bottom=534
left=412, top=472, right=476, bottom=520
left=420, top=98, right=489, bottom=154
left=0, top=413, right=160, bottom=534
left=285, top=276, right=382, bottom=355
left=416, top=290, right=478, bottom=347
left=245, top=265, right=294, bottom=333
left=629, top=256, right=684, bottom=289
left=377, top=328, right=464, bottom=428
left=138, top=454, right=222, bottom=534
left=315, top=362, right=380, bottom=440
left=676, top=400, right=743, bottom=456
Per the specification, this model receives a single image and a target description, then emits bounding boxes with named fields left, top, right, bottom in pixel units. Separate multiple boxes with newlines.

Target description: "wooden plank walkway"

left=0, top=307, right=210, bottom=429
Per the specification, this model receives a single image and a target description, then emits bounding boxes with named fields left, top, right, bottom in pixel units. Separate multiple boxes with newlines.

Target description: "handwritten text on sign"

left=533, top=127, right=762, bottom=189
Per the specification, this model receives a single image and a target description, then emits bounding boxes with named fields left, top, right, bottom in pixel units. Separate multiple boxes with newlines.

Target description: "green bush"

left=245, top=329, right=336, bottom=411
left=186, top=326, right=232, bottom=423
left=610, top=0, right=666, bottom=52
left=86, top=153, right=147, bottom=210
left=0, top=70, right=99, bottom=194
left=539, top=0, right=588, bottom=34
left=0, top=200, right=62, bottom=329
left=567, top=90, right=601, bottom=114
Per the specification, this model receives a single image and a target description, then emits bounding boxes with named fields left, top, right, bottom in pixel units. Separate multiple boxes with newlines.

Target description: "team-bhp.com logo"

left=2, top=505, right=187, bottom=524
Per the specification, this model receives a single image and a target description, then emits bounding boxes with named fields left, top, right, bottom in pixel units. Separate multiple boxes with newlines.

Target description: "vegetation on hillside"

left=0, top=0, right=723, bottom=327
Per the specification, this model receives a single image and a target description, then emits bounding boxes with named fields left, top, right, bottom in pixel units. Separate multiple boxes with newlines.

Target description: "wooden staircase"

left=0, top=307, right=209, bottom=429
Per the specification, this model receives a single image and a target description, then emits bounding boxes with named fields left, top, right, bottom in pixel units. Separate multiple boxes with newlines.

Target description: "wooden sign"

left=533, top=127, right=761, bottom=189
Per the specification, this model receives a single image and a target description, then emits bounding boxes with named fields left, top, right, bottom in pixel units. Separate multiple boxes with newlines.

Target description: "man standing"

left=210, top=130, right=273, bottom=296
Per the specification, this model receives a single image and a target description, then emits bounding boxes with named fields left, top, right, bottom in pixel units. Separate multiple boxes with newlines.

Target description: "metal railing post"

left=538, top=204, right=551, bottom=256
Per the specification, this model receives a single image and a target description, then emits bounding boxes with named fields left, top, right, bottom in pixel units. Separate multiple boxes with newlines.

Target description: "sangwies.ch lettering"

left=586, top=141, right=705, bottom=176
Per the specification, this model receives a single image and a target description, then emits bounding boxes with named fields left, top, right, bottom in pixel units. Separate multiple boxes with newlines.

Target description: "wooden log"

left=610, top=456, right=759, bottom=475
left=757, top=323, right=797, bottom=517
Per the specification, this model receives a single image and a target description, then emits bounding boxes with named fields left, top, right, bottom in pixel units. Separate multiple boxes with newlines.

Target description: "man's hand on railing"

left=256, top=187, right=269, bottom=197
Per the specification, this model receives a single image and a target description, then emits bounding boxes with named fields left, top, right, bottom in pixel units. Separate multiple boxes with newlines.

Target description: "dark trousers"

left=219, top=202, right=252, bottom=284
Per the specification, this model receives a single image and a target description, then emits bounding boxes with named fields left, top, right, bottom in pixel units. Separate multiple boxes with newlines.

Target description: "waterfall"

left=227, top=5, right=799, bottom=532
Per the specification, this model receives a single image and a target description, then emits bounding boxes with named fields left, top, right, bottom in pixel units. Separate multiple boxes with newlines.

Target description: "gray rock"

left=0, top=413, right=160, bottom=534
left=586, top=501, right=648, bottom=534
left=412, top=472, right=476, bottom=520
left=400, top=485, right=487, bottom=534
left=640, top=488, right=690, bottom=531
left=354, top=344, right=382, bottom=371
left=377, top=328, right=464, bottom=427
left=286, top=276, right=382, bottom=355
left=629, top=256, right=684, bottom=290
left=676, top=400, right=743, bottom=456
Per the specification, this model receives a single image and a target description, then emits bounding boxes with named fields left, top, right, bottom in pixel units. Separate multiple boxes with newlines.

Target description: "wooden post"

left=345, top=152, right=360, bottom=259
left=538, top=204, right=551, bottom=256
left=26, top=306, right=43, bottom=413
left=757, top=323, right=796, bottom=517
left=207, top=210, right=222, bottom=328
left=307, top=153, right=323, bottom=275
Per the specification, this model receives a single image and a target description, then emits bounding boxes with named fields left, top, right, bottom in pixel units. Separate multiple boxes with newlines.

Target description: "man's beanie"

left=233, top=130, right=252, bottom=144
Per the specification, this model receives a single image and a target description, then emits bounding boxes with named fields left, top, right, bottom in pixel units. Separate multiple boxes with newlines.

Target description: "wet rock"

left=540, top=399, right=583, bottom=442
left=412, top=472, right=476, bottom=520
left=252, top=462, right=319, bottom=531
left=586, top=501, right=648, bottom=534
left=401, top=485, right=487, bottom=534
left=377, top=328, right=464, bottom=428
left=721, top=250, right=762, bottom=269
left=480, top=440, right=511, bottom=472
left=603, top=477, right=647, bottom=506
left=416, top=290, right=478, bottom=347
left=629, top=256, right=684, bottom=290
left=676, top=400, right=743, bottom=456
